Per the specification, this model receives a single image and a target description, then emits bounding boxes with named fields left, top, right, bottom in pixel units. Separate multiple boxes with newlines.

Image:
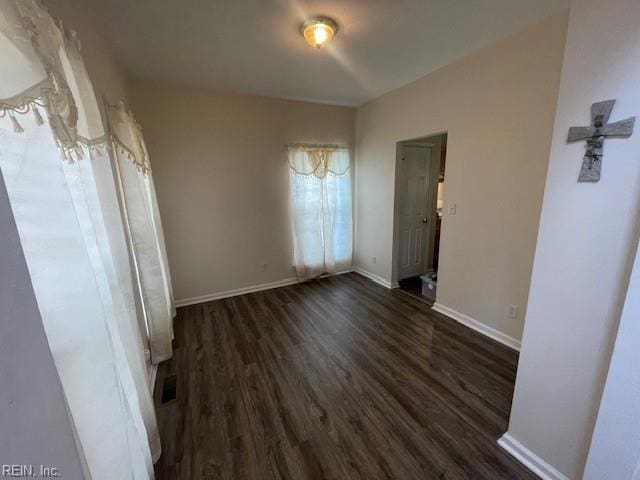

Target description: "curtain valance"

left=107, top=101, right=152, bottom=174
left=0, top=0, right=107, bottom=157
left=0, top=0, right=150, bottom=174
left=287, top=144, right=350, bottom=178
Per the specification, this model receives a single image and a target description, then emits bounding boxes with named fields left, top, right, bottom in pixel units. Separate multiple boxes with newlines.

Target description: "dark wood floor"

left=154, top=273, right=533, bottom=480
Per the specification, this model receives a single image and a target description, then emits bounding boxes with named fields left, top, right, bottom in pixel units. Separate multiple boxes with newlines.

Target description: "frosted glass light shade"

left=301, top=18, right=338, bottom=48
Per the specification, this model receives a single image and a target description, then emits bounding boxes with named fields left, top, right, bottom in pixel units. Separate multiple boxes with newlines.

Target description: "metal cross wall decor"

left=567, top=99, right=635, bottom=182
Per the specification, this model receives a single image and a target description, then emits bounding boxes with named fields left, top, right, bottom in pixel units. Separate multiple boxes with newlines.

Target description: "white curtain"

left=287, top=145, right=353, bottom=279
left=107, top=102, right=175, bottom=363
left=0, top=1, right=165, bottom=477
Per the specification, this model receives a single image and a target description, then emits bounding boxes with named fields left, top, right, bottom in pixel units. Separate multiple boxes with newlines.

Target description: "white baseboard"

left=175, top=277, right=299, bottom=307
left=353, top=267, right=396, bottom=289
left=498, top=433, right=568, bottom=480
left=431, top=302, right=521, bottom=351
left=174, top=270, right=358, bottom=307
left=322, top=269, right=355, bottom=278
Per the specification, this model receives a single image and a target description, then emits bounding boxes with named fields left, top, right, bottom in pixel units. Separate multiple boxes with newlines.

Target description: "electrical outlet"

left=447, top=203, right=457, bottom=215
left=372, top=256, right=377, bottom=264
left=507, top=304, right=518, bottom=319
left=261, top=263, right=268, bottom=272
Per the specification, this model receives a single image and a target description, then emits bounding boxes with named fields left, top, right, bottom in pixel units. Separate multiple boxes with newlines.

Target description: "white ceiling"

left=87, top=0, right=569, bottom=106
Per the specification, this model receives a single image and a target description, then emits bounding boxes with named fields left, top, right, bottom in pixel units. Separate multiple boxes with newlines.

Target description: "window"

left=287, top=145, right=353, bottom=279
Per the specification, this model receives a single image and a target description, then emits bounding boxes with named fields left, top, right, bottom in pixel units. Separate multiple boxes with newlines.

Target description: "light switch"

left=447, top=203, right=457, bottom=215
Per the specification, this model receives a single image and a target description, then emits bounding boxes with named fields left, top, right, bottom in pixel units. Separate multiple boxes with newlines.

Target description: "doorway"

left=392, top=133, right=447, bottom=304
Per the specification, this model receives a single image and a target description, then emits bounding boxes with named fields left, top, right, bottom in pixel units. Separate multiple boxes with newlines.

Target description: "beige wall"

left=354, top=13, right=568, bottom=343
left=130, top=80, right=355, bottom=301
left=506, top=0, right=640, bottom=477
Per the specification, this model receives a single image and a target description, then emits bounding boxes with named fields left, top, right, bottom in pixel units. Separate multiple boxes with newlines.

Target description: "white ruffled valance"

left=107, top=101, right=152, bottom=174
left=0, top=0, right=152, bottom=175
left=287, top=144, right=350, bottom=178
left=0, top=0, right=107, bottom=158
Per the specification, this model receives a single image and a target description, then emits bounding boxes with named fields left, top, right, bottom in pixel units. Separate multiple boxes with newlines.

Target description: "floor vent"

left=161, top=374, right=177, bottom=404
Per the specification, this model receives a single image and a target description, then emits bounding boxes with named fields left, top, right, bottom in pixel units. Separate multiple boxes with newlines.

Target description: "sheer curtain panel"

left=287, top=145, right=353, bottom=279
left=107, top=101, right=175, bottom=363
left=0, top=1, right=167, bottom=477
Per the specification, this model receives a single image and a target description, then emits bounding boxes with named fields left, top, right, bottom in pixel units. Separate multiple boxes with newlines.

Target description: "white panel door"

left=398, top=145, right=432, bottom=280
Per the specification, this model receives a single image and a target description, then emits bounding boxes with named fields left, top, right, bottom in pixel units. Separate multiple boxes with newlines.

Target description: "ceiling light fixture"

left=301, top=17, right=338, bottom=48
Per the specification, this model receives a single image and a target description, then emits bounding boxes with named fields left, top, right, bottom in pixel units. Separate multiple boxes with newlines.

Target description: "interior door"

left=398, top=145, right=432, bottom=280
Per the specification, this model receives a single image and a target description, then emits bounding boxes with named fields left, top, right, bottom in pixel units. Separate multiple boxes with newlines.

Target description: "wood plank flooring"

left=154, top=273, right=533, bottom=480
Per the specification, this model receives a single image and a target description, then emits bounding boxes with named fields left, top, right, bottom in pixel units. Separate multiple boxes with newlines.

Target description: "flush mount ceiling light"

left=301, top=17, right=338, bottom=48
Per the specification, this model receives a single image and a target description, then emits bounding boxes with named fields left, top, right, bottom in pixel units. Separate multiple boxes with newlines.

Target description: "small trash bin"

left=420, top=274, right=437, bottom=301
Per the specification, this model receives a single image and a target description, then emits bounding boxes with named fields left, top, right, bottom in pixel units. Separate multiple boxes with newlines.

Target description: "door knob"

left=422, top=218, right=428, bottom=223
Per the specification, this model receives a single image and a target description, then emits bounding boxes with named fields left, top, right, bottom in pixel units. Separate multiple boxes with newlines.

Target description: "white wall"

left=130, top=80, right=355, bottom=302
left=354, top=13, right=568, bottom=342
left=583, top=233, right=640, bottom=479
left=505, top=0, right=640, bottom=477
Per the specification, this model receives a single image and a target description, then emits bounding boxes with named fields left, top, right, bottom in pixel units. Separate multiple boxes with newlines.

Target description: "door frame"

left=391, top=132, right=447, bottom=287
